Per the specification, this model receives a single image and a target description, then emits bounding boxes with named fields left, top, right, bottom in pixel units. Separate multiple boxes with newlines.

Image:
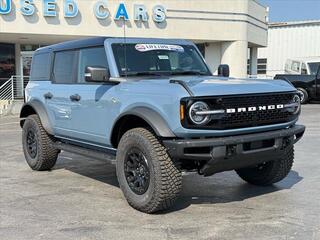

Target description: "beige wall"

left=0, top=0, right=268, bottom=78
left=0, top=0, right=267, bottom=45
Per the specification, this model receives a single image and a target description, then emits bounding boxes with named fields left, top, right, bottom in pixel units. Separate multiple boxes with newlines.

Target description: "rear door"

left=45, top=50, right=78, bottom=138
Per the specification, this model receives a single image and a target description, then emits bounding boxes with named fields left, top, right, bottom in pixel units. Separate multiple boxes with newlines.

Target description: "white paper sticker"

left=158, top=55, right=169, bottom=60
left=135, top=44, right=184, bottom=52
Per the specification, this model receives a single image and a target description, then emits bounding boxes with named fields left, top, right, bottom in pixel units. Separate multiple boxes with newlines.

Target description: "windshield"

left=112, top=43, right=211, bottom=77
left=308, top=62, right=320, bottom=75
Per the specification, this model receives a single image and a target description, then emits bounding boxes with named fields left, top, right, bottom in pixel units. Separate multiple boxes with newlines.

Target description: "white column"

left=249, top=47, right=258, bottom=77
left=15, top=43, right=21, bottom=77
left=204, top=42, right=221, bottom=75
left=221, top=41, right=248, bottom=78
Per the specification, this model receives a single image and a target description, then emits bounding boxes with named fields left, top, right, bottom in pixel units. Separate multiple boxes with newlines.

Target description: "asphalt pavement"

left=0, top=104, right=319, bottom=240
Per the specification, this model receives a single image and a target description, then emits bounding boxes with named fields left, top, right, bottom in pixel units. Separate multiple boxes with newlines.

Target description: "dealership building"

left=0, top=0, right=268, bottom=87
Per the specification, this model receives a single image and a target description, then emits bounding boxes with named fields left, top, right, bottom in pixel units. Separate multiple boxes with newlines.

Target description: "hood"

left=181, top=77, right=296, bottom=96
left=169, top=76, right=296, bottom=96
left=123, top=76, right=296, bottom=97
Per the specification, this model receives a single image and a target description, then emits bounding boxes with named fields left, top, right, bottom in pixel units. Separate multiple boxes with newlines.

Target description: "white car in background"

left=285, top=57, right=320, bottom=75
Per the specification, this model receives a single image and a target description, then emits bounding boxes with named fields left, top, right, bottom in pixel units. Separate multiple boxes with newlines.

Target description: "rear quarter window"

left=30, top=52, right=51, bottom=81
left=53, top=51, right=77, bottom=84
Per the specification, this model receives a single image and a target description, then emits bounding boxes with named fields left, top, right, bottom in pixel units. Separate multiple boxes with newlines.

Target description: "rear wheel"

left=116, top=128, right=182, bottom=213
left=22, top=114, right=59, bottom=171
left=297, top=88, right=309, bottom=104
left=235, top=145, right=294, bottom=186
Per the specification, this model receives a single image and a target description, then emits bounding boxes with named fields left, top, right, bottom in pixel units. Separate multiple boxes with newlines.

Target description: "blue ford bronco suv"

left=20, top=37, right=305, bottom=213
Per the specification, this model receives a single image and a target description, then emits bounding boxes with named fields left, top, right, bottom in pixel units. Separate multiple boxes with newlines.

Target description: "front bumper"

left=163, top=125, right=305, bottom=176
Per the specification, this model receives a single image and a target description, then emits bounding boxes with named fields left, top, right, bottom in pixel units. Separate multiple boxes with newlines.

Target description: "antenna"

left=123, top=18, right=128, bottom=79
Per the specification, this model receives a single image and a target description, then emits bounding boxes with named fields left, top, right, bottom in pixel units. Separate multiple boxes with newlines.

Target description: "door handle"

left=44, top=92, right=53, bottom=99
left=70, top=94, right=81, bottom=102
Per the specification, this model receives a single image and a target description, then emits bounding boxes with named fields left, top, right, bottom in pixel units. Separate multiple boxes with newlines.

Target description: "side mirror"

left=218, top=64, right=230, bottom=77
left=85, top=66, right=110, bottom=82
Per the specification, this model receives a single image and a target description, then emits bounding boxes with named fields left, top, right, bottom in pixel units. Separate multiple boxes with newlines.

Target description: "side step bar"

left=53, top=142, right=116, bottom=163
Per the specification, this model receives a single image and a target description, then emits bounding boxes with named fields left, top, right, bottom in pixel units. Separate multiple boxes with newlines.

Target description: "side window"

left=291, top=61, right=301, bottom=73
left=78, top=47, right=108, bottom=83
left=301, top=63, right=308, bottom=75
left=30, top=53, right=51, bottom=81
left=53, top=51, right=76, bottom=84
left=285, top=60, right=291, bottom=73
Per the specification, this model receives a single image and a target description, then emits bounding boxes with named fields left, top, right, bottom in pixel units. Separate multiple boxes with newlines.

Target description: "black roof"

left=36, top=37, right=109, bottom=53
left=36, top=36, right=194, bottom=54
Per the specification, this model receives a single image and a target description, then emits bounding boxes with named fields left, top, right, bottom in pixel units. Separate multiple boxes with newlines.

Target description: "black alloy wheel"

left=116, top=127, right=182, bottom=213
left=297, top=88, right=309, bottom=104
left=22, top=114, right=59, bottom=171
left=124, top=148, right=150, bottom=195
left=26, top=129, right=38, bottom=158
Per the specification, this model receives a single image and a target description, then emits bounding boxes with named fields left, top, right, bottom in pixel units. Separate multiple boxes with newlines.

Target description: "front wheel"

left=235, top=145, right=294, bottom=186
left=297, top=88, right=309, bottom=104
left=116, top=128, right=182, bottom=213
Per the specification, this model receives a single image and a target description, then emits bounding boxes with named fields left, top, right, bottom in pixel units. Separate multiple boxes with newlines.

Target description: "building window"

left=0, top=43, right=15, bottom=83
left=21, top=44, right=47, bottom=52
left=257, top=58, right=267, bottom=74
left=247, top=58, right=267, bottom=75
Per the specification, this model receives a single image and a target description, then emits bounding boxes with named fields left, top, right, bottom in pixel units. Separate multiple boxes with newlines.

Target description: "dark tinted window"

left=53, top=51, right=76, bottom=84
left=30, top=53, right=51, bottom=81
left=196, top=44, right=205, bottom=57
left=0, top=43, right=15, bottom=83
left=247, top=58, right=267, bottom=75
left=78, top=47, right=108, bottom=83
left=308, top=62, right=320, bottom=75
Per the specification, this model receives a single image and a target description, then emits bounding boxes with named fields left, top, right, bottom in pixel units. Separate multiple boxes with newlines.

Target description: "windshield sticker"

left=135, top=44, right=184, bottom=52
left=158, top=55, right=169, bottom=60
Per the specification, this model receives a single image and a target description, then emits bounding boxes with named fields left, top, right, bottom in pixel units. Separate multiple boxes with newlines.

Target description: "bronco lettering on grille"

left=227, top=104, right=284, bottom=113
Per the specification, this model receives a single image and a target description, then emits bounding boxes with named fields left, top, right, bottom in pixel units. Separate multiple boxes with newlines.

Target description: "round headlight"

left=293, top=94, right=301, bottom=114
left=188, top=101, right=210, bottom=125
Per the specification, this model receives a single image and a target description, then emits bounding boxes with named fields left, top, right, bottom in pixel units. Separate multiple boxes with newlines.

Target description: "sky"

left=259, top=0, right=320, bottom=22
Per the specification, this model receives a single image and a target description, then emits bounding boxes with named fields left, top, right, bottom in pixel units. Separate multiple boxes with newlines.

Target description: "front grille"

left=182, top=92, right=298, bottom=130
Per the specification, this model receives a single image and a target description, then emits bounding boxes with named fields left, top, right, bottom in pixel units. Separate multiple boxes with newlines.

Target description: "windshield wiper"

left=120, top=71, right=164, bottom=77
left=120, top=71, right=210, bottom=77
left=169, top=71, right=209, bottom=76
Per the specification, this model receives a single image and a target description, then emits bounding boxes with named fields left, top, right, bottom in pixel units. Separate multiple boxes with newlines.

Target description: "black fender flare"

left=111, top=107, right=176, bottom=139
left=20, top=100, right=54, bottom=135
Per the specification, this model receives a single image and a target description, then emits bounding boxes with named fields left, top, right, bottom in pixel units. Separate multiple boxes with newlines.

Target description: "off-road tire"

left=22, top=114, right=59, bottom=171
left=235, top=145, right=294, bottom=186
left=116, top=128, right=182, bottom=213
left=297, top=88, right=309, bottom=104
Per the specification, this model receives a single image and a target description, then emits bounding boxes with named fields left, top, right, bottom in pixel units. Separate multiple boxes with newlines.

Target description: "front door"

left=66, top=46, right=114, bottom=146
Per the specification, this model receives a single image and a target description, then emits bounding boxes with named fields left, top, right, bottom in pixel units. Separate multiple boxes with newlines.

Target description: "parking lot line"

left=0, top=122, right=20, bottom=126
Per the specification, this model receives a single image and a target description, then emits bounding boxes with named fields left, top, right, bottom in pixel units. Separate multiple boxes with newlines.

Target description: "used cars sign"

left=0, top=0, right=166, bottom=23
